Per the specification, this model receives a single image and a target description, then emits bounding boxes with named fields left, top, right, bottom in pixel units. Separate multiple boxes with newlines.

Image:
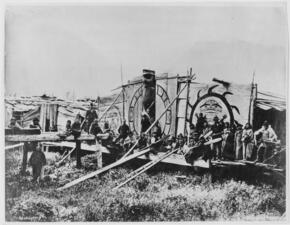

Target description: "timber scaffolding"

left=5, top=72, right=286, bottom=190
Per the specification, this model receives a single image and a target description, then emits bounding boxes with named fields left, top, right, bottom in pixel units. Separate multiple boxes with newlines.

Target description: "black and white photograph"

left=3, top=1, right=288, bottom=222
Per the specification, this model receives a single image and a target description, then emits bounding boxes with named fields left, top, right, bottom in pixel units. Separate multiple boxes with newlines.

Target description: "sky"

left=5, top=3, right=288, bottom=98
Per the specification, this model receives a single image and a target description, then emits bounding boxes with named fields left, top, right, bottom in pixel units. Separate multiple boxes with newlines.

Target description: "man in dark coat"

left=152, top=122, right=162, bottom=140
left=141, top=112, right=151, bottom=133
left=89, top=119, right=102, bottom=135
left=195, top=113, right=207, bottom=134
left=85, top=103, right=98, bottom=133
left=115, top=120, right=130, bottom=143
left=30, top=117, right=41, bottom=130
left=65, top=120, right=72, bottom=135
left=71, top=115, right=82, bottom=138
left=29, top=145, right=46, bottom=182
left=211, top=115, right=225, bottom=160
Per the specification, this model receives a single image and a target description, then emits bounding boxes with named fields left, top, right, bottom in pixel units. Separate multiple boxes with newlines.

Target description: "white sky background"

left=4, top=4, right=288, bottom=98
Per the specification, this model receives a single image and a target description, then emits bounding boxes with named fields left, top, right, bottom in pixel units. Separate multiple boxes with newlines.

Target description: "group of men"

left=170, top=113, right=279, bottom=164
left=64, top=105, right=280, bottom=165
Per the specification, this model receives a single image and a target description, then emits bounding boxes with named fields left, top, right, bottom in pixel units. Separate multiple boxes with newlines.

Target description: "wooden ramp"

left=42, top=141, right=110, bottom=153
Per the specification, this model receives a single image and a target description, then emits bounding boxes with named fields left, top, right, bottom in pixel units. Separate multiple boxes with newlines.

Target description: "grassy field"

left=5, top=149, right=286, bottom=221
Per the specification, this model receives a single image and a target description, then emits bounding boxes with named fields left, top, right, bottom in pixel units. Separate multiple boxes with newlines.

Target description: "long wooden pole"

left=121, top=74, right=194, bottom=159
left=121, top=64, right=125, bottom=122
left=98, top=90, right=123, bottom=122
left=184, top=69, right=192, bottom=140
left=114, top=148, right=180, bottom=190
left=5, top=143, right=24, bottom=150
left=248, top=71, right=255, bottom=124
left=56, top=147, right=76, bottom=166
left=57, top=146, right=152, bottom=191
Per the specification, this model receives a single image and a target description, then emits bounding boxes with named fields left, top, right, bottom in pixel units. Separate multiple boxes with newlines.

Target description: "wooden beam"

left=98, top=90, right=123, bottom=121
left=21, top=143, right=29, bottom=175
left=5, top=133, right=95, bottom=142
left=57, top=147, right=152, bottom=191
left=5, top=143, right=24, bottom=150
left=76, top=140, right=82, bottom=168
left=114, top=147, right=180, bottom=190
left=56, top=147, right=76, bottom=166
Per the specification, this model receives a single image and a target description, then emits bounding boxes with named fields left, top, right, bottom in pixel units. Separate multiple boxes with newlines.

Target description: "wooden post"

left=21, top=142, right=29, bottom=175
left=98, top=90, right=123, bottom=122
left=184, top=69, right=191, bottom=140
left=95, top=142, right=103, bottom=169
left=76, top=140, right=82, bottom=168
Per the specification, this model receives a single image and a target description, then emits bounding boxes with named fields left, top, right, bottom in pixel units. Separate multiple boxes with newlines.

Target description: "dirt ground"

left=5, top=148, right=286, bottom=221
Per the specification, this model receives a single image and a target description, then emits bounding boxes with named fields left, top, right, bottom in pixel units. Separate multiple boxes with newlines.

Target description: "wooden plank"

left=98, top=90, right=122, bottom=121
left=5, top=128, right=41, bottom=135
left=56, top=147, right=76, bottom=166
left=114, top=148, right=180, bottom=189
left=21, top=143, right=29, bottom=174
left=57, top=147, right=152, bottom=191
left=242, top=160, right=285, bottom=172
left=211, top=160, right=247, bottom=166
left=5, top=133, right=95, bottom=142
left=44, top=141, right=209, bottom=168
left=43, top=141, right=110, bottom=153
left=5, top=143, right=24, bottom=150
left=76, top=140, right=82, bottom=168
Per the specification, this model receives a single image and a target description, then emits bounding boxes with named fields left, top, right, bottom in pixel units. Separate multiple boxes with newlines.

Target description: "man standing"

left=254, top=121, right=277, bottom=162
left=195, top=113, right=207, bottom=134
left=85, top=103, right=98, bottom=133
left=29, top=145, right=47, bottom=182
left=211, top=115, right=224, bottom=160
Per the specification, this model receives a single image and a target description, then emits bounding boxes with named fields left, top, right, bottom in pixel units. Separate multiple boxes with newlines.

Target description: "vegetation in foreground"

left=5, top=149, right=286, bottom=221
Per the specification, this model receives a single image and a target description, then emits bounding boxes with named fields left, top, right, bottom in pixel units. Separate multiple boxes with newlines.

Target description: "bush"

left=9, top=197, right=55, bottom=221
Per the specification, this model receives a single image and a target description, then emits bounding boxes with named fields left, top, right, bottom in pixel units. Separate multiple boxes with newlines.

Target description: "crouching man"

left=29, top=145, right=47, bottom=182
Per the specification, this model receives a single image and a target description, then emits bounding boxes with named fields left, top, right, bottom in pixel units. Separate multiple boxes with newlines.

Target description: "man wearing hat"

left=254, top=120, right=277, bottom=162
left=30, top=117, right=41, bottom=130
left=8, top=117, right=22, bottom=130
left=85, top=103, right=98, bottom=133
